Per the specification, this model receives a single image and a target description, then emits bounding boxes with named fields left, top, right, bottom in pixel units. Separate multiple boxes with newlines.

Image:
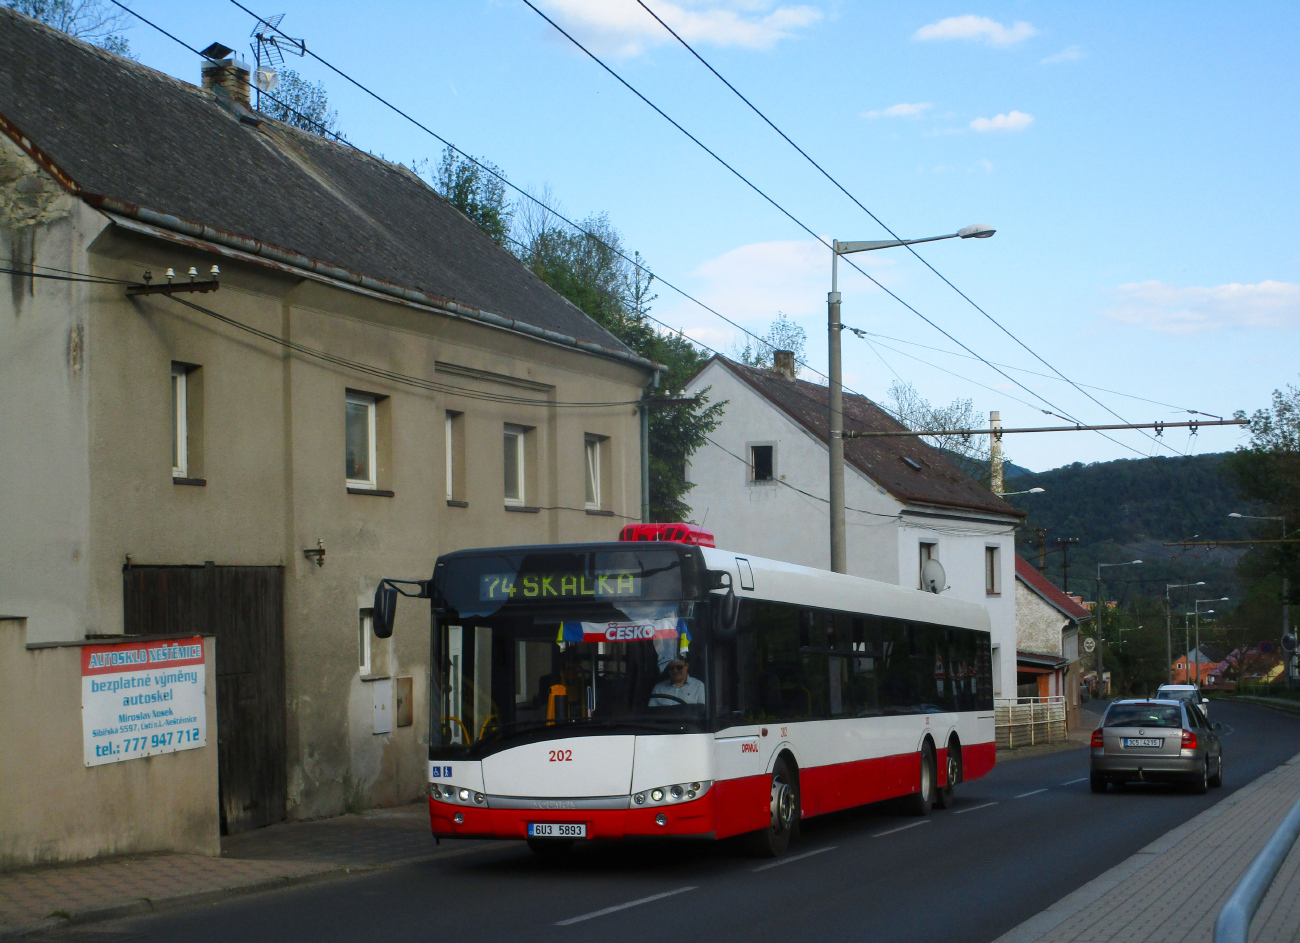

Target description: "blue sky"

left=120, top=1, right=1300, bottom=472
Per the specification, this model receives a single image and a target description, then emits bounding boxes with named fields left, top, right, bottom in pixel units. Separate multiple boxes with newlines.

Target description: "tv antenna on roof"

left=250, top=13, right=305, bottom=109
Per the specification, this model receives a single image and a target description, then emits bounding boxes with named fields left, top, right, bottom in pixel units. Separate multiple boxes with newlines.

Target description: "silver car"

left=1155, top=683, right=1212, bottom=719
left=1090, top=699, right=1223, bottom=794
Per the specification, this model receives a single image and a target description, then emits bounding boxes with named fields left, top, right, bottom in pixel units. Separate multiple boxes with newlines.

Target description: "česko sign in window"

left=82, top=637, right=207, bottom=767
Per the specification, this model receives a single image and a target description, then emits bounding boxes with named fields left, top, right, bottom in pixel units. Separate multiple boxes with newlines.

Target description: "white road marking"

left=1015, top=788, right=1048, bottom=799
left=872, top=820, right=931, bottom=838
left=1060, top=777, right=1089, bottom=786
left=555, top=887, right=697, bottom=926
left=752, top=846, right=836, bottom=871
left=953, top=801, right=998, bottom=815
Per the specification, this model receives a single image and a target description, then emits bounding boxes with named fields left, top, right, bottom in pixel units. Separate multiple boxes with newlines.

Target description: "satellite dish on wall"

left=921, top=558, right=947, bottom=594
left=254, top=67, right=279, bottom=93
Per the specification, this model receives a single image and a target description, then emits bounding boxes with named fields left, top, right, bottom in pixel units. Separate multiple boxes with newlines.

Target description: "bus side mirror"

left=710, top=571, right=740, bottom=638
left=373, top=583, right=398, bottom=638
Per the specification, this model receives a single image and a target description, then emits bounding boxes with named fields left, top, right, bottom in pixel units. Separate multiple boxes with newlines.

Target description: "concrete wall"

left=684, top=361, right=1019, bottom=698
left=0, top=620, right=220, bottom=869
left=1, top=145, right=650, bottom=819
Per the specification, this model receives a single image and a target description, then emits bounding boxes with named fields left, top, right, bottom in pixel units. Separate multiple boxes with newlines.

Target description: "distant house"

left=681, top=355, right=1024, bottom=697
left=1014, top=555, right=1092, bottom=728
left=1171, top=646, right=1227, bottom=686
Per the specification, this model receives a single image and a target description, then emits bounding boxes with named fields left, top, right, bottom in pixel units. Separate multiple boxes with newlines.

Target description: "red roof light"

left=618, top=523, right=716, bottom=548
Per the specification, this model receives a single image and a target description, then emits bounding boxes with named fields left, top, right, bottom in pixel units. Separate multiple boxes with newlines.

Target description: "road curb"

left=988, top=750, right=1300, bottom=943
left=0, top=854, right=435, bottom=941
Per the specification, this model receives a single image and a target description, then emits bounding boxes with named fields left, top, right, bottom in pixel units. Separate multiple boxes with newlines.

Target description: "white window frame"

left=359, top=608, right=373, bottom=675
left=584, top=435, right=601, bottom=509
left=445, top=412, right=455, bottom=501
left=503, top=424, right=526, bottom=506
left=345, top=393, right=378, bottom=489
left=171, top=364, right=188, bottom=478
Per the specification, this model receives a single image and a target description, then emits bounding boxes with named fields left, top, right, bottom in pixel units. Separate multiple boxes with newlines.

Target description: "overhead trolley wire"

left=630, top=0, right=1184, bottom=456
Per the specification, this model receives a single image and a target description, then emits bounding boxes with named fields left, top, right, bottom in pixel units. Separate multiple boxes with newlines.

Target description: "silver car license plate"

left=1123, top=738, right=1162, bottom=748
left=528, top=822, right=587, bottom=839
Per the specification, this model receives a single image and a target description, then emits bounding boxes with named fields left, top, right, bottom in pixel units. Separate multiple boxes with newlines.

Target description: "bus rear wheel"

left=935, top=737, right=961, bottom=809
left=904, top=742, right=937, bottom=816
left=748, top=757, right=799, bottom=857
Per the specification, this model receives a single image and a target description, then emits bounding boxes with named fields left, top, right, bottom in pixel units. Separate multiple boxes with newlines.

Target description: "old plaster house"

left=682, top=355, right=1025, bottom=699
left=1013, top=555, right=1092, bottom=728
left=0, top=10, right=654, bottom=829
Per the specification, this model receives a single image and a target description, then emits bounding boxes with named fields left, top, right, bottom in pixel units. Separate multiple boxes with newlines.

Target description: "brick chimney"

left=773, top=349, right=796, bottom=381
left=202, top=57, right=251, bottom=107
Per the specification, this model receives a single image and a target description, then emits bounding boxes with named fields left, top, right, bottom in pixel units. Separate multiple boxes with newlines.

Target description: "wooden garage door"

left=123, top=563, right=287, bottom=834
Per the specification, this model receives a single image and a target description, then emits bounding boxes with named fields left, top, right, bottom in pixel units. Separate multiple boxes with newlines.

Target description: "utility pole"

left=1057, top=538, right=1079, bottom=593
left=1036, top=528, right=1048, bottom=573
left=989, top=411, right=1003, bottom=497
left=827, top=258, right=845, bottom=573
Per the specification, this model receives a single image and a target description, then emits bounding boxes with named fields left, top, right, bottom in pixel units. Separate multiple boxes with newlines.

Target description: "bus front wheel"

left=748, top=757, right=799, bottom=857
left=905, top=742, right=936, bottom=816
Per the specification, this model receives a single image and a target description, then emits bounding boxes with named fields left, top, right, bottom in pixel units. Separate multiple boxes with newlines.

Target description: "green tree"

left=885, top=380, right=1005, bottom=488
left=737, top=312, right=806, bottom=370
left=428, top=146, right=512, bottom=247
left=516, top=213, right=723, bottom=522
left=261, top=68, right=339, bottom=137
left=5, top=0, right=133, bottom=56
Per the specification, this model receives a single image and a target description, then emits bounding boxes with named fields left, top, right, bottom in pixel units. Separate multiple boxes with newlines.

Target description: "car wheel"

left=1209, top=753, right=1224, bottom=788
left=935, top=737, right=961, bottom=810
left=1190, top=758, right=1209, bottom=795
left=747, top=757, right=799, bottom=857
left=904, top=742, right=937, bottom=816
left=1090, top=771, right=1107, bottom=793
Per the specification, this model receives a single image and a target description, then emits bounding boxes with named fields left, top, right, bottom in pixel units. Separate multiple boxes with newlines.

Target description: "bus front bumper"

left=429, top=792, right=717, bottom=840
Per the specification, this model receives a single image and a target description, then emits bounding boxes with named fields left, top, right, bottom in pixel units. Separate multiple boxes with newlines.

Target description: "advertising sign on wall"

left=82, top=636, right=207, bottom=767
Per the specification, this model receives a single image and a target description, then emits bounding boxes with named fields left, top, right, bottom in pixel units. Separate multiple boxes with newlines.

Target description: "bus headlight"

left=632, top=781, right=713, bottom=808
left=458, top=788, right=470, bottom=801
left=651, top=789, right=664, bottom=802
left=670, top=786, right=683, bottom=800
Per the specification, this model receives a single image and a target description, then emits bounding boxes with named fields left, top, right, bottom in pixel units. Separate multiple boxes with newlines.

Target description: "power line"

left=519, top=1, right=1157, bottom=459
left=630, top=0, right=1177, bottom=456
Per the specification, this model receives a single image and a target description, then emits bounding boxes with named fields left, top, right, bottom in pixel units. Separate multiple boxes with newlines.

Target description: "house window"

left=359, top=608, right=373, bottom=675
left=750, top=444, right=775, bottom=482
left=504, top=424, right=526, bottom=506
left=919, top=542, right=936, bottom=590
left=986, top=546, right=1001, bottom=595
left=445, top=411, right=465, bottom=503
left=346, top=393, right=377, bottom=489
left=584, top=435, right=602, bottom=509
left=171, top=364, right=188, bottom=478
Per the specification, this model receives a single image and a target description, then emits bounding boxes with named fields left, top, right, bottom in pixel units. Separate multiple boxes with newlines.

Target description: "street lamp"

left=996, top=487, right=1045, bottom=497
left=1190, top=596, right=1229, bottom=687
left=827, top=224, right=996, bottom=572
left=1094, top=559, right=1142, bottom=698
left=1166, top=581, right=1205, bottom=683
left=1230, top=511, right=1292, bottom=688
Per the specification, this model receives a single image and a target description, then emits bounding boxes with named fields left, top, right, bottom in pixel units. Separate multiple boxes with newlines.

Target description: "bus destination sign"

left=480, top=571, right=642, bottom=602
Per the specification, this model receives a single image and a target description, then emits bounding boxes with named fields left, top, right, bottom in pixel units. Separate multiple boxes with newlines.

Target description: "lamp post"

left=1191, top=597, right=1228, bottom=687
left=1166, top=581, right=1204, bottom=683
left=827, top=224, right=995, bottom=572
left=1230, top=512, right=1291, bottom=688
left=1095, top=559, right=1142, bottom=698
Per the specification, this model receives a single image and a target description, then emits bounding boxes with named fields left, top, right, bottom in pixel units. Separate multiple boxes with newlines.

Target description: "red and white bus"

left=373, top=526, right=996, bottom=857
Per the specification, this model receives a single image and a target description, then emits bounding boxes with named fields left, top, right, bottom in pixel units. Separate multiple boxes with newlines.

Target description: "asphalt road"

left=108, top=700, right=1300, bottom=943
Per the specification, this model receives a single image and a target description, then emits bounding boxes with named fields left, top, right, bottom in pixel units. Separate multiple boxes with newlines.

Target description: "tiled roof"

left=704, top=357, right=1024, bottom=517
left=1015, top=555, right=1093, bottom=622
left=0, top=8, right=633, bottom=358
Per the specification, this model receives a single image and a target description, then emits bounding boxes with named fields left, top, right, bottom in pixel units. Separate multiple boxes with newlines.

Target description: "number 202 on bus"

left=548, top=749, right=573, bottom=762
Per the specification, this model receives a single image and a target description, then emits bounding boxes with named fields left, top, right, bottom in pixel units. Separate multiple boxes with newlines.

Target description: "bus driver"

left=649, top=655, right=705, bottom=706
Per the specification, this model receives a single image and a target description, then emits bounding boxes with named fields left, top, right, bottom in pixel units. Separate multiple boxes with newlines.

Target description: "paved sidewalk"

left=0, top=803, right=495, bottom=940
left=993, top=751, right=1300, bottom=943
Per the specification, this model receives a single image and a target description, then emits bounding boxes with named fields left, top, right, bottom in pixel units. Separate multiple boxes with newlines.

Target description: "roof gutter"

left=86, top=195, right=663, bottom=374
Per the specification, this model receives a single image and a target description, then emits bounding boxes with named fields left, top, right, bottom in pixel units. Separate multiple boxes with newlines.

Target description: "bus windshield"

left=431, top=547, right=707, bottom=756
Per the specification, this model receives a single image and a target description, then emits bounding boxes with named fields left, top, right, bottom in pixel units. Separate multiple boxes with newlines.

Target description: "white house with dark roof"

left=683, top=355, right=1024, bottom=698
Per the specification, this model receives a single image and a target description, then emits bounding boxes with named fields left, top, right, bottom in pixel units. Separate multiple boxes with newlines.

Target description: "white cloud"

left=862, top=102, right=933, bottom=119
left=970, top=110, right=1034, bottom=132
left=979, top=158, right=994, bottom=173
left=1107, top=280, right=1300, bottom=333
left=1041, top=45, right=1085, bottom=64
left=913, top=14, right=1038, bottom=47
left=535, top=0, right=822, bottom=56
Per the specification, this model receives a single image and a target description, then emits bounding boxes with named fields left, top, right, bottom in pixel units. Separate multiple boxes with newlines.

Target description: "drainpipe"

left=641, top=371, right=658, bottom=523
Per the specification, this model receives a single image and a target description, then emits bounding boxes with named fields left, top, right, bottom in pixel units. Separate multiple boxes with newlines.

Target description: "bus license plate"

left=1123, top=738, right=1162, bottom=748
left=528, top=823, right=587, bottom=839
